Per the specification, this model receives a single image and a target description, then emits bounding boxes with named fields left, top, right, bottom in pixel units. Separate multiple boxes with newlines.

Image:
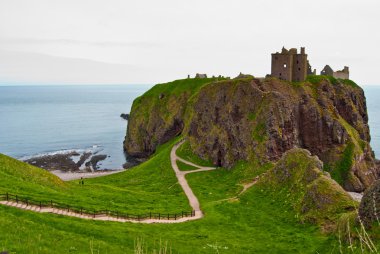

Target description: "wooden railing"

left=0, top=193, right=195, bottom=221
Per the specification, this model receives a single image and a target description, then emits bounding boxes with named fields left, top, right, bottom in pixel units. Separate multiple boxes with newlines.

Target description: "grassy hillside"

left=2, top=139, right=377, bottom=253
left=0, top=139, right=190, bottom=214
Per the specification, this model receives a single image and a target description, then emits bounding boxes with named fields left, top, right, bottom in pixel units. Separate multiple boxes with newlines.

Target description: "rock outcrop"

left=124, top=76, right=379, bottom=191
left=359, top=180, right=380, bottom=228
left=259, top=148, right=356, bottom=226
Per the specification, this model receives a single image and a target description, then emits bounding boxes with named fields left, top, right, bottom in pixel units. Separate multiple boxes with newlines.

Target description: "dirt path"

left=51, top=170, right=125, bottom=181
left=0, top=141, right=216, bottom=223
left=170, top=140, right=216, bottom=218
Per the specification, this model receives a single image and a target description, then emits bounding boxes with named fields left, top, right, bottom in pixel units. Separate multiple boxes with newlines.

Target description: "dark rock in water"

left=89, top=154, right=107, bottom=170
left=76, top=152, right=92, bottom=168
left=120, top=113, right=129, bottom=120
left=24, top=152, right=80, bottom=172
left=359, top=180, right=380, bottom=228
left=125, top=77, right=379, bottom=191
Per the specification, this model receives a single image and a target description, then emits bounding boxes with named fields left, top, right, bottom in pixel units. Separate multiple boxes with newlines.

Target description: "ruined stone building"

left=321, top=65, right=349, bottom=79
left=195, top=73, right=207, bottom=78
left=271, top=47, right=349, bottom=82
left=271, top=47, right=312, bottom=82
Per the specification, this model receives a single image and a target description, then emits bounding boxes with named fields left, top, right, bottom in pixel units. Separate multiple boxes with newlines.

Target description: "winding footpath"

left=0, top=141, right=216, bottom=224
left=170, top=140, right=216, bottom=218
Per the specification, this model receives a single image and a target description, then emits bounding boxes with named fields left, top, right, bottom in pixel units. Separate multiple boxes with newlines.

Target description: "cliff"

left=124, top=76, right=379, bottom=192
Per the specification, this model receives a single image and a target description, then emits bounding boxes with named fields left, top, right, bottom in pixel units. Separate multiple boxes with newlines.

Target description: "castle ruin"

left=321, top=65, right=349, bottom=80
left=271, top=47, right=349, bottom=82
left=271, top=47, right=310, bottom=82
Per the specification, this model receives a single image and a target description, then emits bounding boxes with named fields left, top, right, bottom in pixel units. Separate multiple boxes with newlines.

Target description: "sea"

left=0, top=84, right=153, bottom=169
left=0, top=85, right=379, bottom=170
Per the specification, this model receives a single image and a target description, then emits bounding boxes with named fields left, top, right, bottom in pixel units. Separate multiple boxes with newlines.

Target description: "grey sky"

left=0, top=0, right=379, bottom=85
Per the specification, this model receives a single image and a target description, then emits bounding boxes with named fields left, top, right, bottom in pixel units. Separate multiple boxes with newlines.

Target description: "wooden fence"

left=0, top=193, right=195, bottom=221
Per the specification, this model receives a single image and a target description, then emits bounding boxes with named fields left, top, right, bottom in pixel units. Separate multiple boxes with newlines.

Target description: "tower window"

left=298, top=68, right=301, bottom=71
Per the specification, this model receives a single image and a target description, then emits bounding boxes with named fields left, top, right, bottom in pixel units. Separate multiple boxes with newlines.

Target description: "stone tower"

left=271, top=47, right=308, bottom=82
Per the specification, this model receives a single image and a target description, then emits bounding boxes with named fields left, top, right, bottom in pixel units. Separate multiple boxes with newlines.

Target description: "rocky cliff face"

left=125, top=76, right=379, bottom=191
left=124, top=78, right=219, bottom=158
left=359, top=180, right=380, bottom=228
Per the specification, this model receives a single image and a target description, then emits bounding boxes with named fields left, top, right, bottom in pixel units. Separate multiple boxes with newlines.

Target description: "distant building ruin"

left=195, top=73, right=207, bottom=78
left=234, top=72, right=253, bottom=79
left=271, top=47, right=309, bottom=82
left=321, top=65, right=349, bottom=79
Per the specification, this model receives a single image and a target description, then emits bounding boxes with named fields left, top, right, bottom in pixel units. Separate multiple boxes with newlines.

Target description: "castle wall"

left=292, top=54, right=308, bottom=82
left=333, top=71, right=349, bottom=79
left=271, top=54, right=293, bottom=81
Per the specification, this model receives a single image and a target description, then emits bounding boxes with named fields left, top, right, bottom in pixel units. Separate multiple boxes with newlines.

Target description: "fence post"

left=138, top=215, right=140, bottom=221
left=175, top=214, right=177, bottom=220
left=150, top=212, right=151, bottom=219
left=182, top=211, right=183, bottom=218
left=16, top=195, right=18, bottom=203
left=93, top=211, right=95, bottom=218
left=80, top=208, right=83, bottom=215
left=26, top=199, right=28, bottom=206
left=167, top=214, right=169, bottom=220
left=39, top=201, right=42, bottom=209
left=116, top=211, right=118, bottom=219
left=67, top=205, right=70, bottom=212
left=50, top=200, right=53, bottom=207
left=6, top=193, right=8, bottom=201
left=158, top=213, right=160, bottom=220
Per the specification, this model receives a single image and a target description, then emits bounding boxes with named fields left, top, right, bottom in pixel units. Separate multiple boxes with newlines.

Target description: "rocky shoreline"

left=24, top=150, right=113, bottom=172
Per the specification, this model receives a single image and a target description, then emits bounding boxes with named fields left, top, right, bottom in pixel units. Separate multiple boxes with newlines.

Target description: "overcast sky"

left=0, top=0, right=379, bottom=85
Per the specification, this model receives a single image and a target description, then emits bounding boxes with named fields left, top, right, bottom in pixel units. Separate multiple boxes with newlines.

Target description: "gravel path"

left=171, top=140, right=216, bottom=218
left=51, top=170, right=125, bottom=181
left=0, top=141, right=216, bottom=223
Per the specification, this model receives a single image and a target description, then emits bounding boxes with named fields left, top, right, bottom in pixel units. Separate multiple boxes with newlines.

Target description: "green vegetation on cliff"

left=259, top=148, right=356, bottom=225
left=176, top=140, right=213, bottom=167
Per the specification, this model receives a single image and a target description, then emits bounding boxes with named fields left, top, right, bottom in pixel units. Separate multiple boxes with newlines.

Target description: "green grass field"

left=176, top=160, right=199, bottom=171
left=176, top=140, right=214, bottom=167
left=0, top=138, right=378, bottom=253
